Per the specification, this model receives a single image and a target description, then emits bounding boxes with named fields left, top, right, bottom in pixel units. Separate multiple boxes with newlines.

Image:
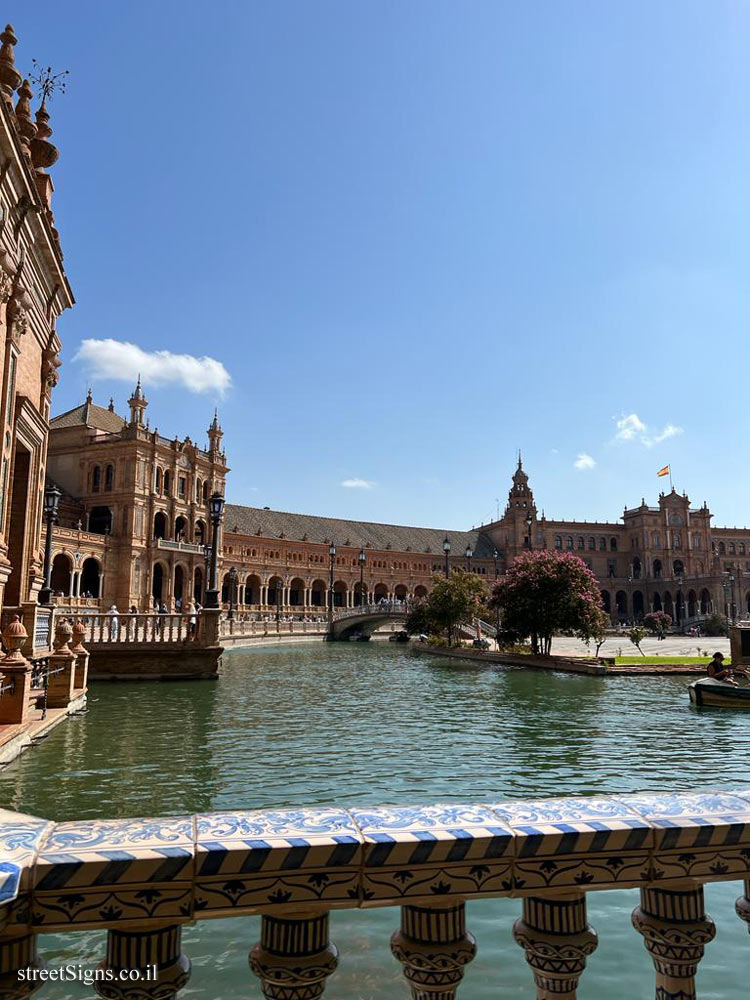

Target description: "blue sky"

left=18, top=1, right=750, bottom=528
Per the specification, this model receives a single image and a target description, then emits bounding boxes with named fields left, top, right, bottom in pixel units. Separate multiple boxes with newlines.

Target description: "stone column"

left=250, top=911, right=338, bottom=999
left=46, top=621, right=76, bottom=709
left=71, top=620, right=89, bottom=691
left=94, top=922, right=190, bottom=1000
left=261, top=584, right=267, bottom=606
left=0, top=928, right=43, bottom=998
left=513, top=893, right=597, bottom=999
left=0, top=617, right=33, bottom=726
left=391, top=901, right=476, bottom=999
left=632, top=884, right=715, bottom=1000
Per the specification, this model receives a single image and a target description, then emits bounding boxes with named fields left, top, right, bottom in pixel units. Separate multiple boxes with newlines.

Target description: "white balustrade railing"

left=75, top=612, right=195, bottom=645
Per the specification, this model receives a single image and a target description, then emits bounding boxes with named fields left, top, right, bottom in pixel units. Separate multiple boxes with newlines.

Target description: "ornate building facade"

left=0, top=24, right=73, bottom=619
left=46, top=391, right=744, bottom=625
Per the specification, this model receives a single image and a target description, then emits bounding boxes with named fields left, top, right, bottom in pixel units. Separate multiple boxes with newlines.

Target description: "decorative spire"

left=30, top=98, right=58, bottom=172
left=14, top=78, right=35, bottom=151
left=127, top=377, right=148, bottom=426
left=108, top=397, right=114, bottom=412
left=207, top=409, right=224, bottom=454
left=85, top=387, right=92, bottom=404
left=0, top=25, right=21, bottom=111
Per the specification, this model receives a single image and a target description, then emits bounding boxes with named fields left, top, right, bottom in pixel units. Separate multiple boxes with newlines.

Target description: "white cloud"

left=613, top=412, right=683, bottom=448
left=341, top=478, right=375, bottom=490
left=74, top=338, right=231, bottom=396
left=614, top=413, right=647, bottom=441
left=574, top=453, right=596, bottom=470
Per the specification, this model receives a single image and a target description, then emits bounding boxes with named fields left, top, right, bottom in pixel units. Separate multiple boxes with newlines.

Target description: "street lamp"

left=525, top=511, right=533, bottom=550
left=204, top=492, right=224, bottom=609
left=328, top=541, right=336, bottom=633
left=202, top=542, right=212, bottom=603
left=675, top=571, right=684, bottom=629
left=493, top=548, right=499, bottom=579
left=443, top=537, right=451, bottom=578
left=38, top=484, right=61, bottom=605
left=465, top=545, right=473, bottom=573
left=276, top=578, right=283, bottom=623
left=358, top=547, right=366, bottom=608
left=725, top=572, right=737, bottom=624
left=228, top=565, right=237, bottom=620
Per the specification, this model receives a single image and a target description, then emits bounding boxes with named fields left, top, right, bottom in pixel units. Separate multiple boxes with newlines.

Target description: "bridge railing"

left=333, top=600, right=409, bottom=620
left=72, top=612, right=197, bottom=645
left=2, top=788, right=750, bottom=998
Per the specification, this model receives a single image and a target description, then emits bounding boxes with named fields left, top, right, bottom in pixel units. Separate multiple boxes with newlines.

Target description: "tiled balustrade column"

left=250, top=911, right=338, bottom=999
left=71, top=620, right=89, bottom=690
left=0, top=617, right=32, bottom=726
left=390, top=901, right=476, bottom=999
left=94, top=922, right=190, bottom=999
left=632, top=884, right=715, bottom=1000
left=0, top=929, right=43, bottom=998
left=734, top=879, right=750, bottom=935
left=513, top=892, right=597, bottom=999
left=46, top=621, right=76, bottom=708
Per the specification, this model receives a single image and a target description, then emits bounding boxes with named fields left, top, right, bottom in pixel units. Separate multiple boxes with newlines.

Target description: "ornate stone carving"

left=0, top=25, right=21, bottom=112
left=513, top=893, right=597, bottom=999
left=250, top=911, right=338, bottom=999
left=390, top=901, right=476, bottom=999
left=94, top=923, right=190, bottom=1000
left=7, top=302, right=28, bottom=344
left=0, top=270, right=13, bottom=303
left=14, top=78, right=36, bottom=152
left=0, top=930, right=43, bottom=998
left=632, top=885, right=715, bottom=1000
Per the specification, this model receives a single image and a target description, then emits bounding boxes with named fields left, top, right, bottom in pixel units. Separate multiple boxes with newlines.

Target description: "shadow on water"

left=1, top=642, right=750, bottom=998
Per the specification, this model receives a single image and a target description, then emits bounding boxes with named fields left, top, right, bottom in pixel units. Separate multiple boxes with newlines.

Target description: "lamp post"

left=443, top=536, right=451, bottom=578
left=39, top=484, right=61, bottom=605
left=202, top=542, right=212, bottom=603
left=525, top=512, right=533, bottom=550
left=465, top=545, right=473, bottom=573
left=328, top=541, right=336, bottom=634
left=358, top=547, right=366, bottom=608
left=204, top=492, right=224, bottom=609
left=726, top=572, right=737, bottom=624
left=493, top=548, right=499, bottom=579
left=276, top=578, right=282, bottom=623
left=675, top=571, right=684, bottom=630
left=228, top=565, right=237, bottom=620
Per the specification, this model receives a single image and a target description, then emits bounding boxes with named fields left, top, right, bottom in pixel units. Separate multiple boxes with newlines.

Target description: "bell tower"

left=128, top=377, right=147, bottom=427
left=504, top=453, right=537, bottom=551
left=207, top=409, right=223, bottom=455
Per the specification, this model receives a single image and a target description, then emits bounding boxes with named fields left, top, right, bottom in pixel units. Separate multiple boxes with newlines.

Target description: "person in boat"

left=707, top=652, right=748, bottom=685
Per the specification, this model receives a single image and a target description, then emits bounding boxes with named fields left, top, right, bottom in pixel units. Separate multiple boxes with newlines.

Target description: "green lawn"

left=614, top=656, right=728, bottom=665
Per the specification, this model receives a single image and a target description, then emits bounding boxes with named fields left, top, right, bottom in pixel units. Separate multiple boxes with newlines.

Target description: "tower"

left=128, top=377, right=147, bottom=426
left=207, top=410, right=223, bottom=455
left=505, top=453, right=537, bottom=551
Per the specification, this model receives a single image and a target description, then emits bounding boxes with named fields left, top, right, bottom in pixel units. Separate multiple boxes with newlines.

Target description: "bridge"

left=329, top=602, right=408, bottom=639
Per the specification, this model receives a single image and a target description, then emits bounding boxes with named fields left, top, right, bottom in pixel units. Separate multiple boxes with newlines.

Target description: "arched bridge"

left=329, top=602, right=408, bottom=640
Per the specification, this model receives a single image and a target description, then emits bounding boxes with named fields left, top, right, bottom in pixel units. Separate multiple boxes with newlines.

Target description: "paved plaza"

left=551, top=634, right=730, bottom=659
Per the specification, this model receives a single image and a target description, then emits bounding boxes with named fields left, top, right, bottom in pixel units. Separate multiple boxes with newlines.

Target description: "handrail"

left=2, top=788, right=750, bottom=997
left=333, top=601, right=408, bottom=620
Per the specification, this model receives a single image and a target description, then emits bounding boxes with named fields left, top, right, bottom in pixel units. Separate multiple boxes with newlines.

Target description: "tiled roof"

left=224, top=503, right=495, bottom=557
left=50, top=402, right=127, bottom=435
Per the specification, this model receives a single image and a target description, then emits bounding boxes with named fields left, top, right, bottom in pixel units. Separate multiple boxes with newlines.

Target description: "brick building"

left=0, top=24, right=74, bottom=620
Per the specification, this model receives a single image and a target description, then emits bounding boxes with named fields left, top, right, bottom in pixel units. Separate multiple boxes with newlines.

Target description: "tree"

left=628, top=626, right=647, bottom=656
left=703, top=613, right=729, bottom=637
left=643, top=611, right=672, bottom=636
left=490, top=550, right=608, bottom=656
left=404, top=570, right=487, bottom=646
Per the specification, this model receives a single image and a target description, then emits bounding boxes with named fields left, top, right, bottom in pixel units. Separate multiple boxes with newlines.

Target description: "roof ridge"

left=223, top=502, right=483, bottom=536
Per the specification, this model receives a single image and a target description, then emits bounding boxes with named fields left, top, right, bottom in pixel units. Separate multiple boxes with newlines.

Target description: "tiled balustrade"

left=3, top=790, right=750, bottom=997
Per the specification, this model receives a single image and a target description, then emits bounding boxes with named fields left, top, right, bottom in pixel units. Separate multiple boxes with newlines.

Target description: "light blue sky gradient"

left=19, top=1, right=750, bottom=528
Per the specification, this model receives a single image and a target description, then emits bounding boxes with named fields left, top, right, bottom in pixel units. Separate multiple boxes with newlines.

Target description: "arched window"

left=588, top=537, right=595, bottom=550
left=729, top=542, right=736, bottom=555
left=719, top=541, right=726, bottom=555
left=632, top=556, right=642, bottom=579
left=566, top=536, right=573, bottom=550
left=104, top=464, right=114, bottom=491
left=610, top=537, right=617, bottom=551
left=740, top=543, right=746, bottom=556
left=554, top=535, right=562, bottom=550
left=155, top=467, right=162, bottom=493
left=673, top=531, right=682, bottom=549
left=577, top=537, right=584, bottom=550
left=652, top=532, right=660, bottom=548
left=653, top=559, right=662, bottom=579
left=196, top=478, right=202, bottom=503
left=92, top=465, right=101, bottom=492
left=202, top=481, right=208, bottom=502
left=163, top=470, right=171, bottom=496
left=598, top=537, right=607, bottom=551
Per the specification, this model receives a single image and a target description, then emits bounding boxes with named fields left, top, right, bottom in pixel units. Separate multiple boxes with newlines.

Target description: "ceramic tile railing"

left=3, top=790, right=750, bottom=998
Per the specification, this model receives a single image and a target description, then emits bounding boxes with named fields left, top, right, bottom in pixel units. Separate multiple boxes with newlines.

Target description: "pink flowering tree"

left=489, top=550, right=608, bottom=656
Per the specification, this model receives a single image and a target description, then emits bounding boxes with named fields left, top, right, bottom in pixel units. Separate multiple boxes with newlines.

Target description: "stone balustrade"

left=2, top=789, right=750, bottom=997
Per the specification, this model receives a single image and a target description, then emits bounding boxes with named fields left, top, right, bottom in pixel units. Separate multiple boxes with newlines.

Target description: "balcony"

left=156, top=538, right=204, bottom=554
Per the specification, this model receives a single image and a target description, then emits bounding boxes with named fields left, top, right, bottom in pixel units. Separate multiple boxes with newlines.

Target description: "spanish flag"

left=657, top=464, right=670, bottom=478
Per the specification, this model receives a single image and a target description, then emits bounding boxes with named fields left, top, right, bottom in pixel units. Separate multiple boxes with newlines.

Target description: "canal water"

left=1, top=642, right=749, bottom=998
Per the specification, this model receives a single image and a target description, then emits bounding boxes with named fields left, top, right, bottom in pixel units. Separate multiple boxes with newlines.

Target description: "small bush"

left=703, top=613, right=729, bottom=637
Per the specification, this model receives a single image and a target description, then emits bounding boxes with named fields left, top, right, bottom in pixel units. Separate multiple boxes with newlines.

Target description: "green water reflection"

left=1, top=643, right=749, bottom=998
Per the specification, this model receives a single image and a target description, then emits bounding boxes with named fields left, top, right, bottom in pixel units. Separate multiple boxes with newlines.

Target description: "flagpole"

left=669, top=466, right=673, bottom=492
